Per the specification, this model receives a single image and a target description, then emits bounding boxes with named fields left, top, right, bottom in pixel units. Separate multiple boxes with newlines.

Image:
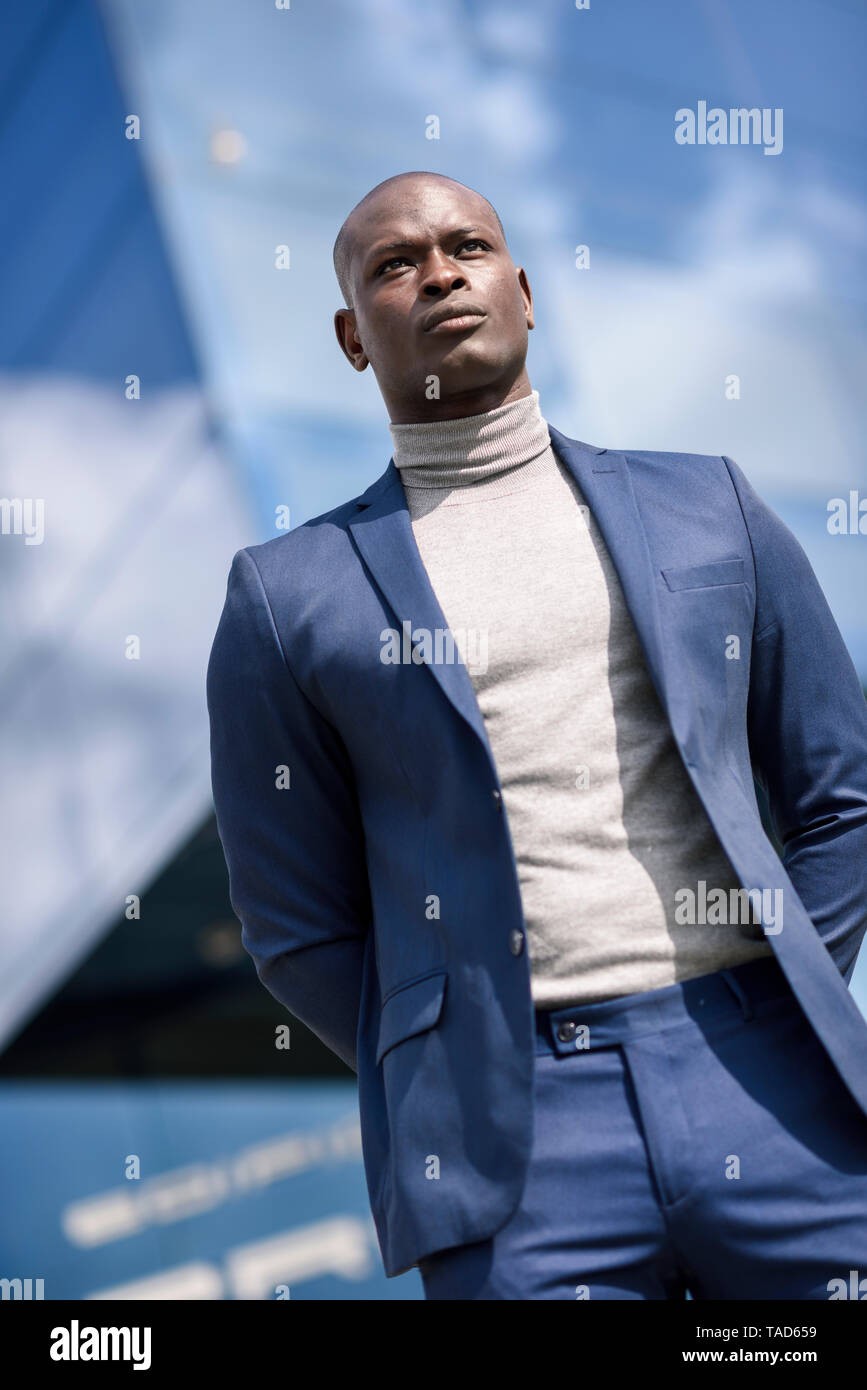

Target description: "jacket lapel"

left=348, top=464, right=496, bottom=763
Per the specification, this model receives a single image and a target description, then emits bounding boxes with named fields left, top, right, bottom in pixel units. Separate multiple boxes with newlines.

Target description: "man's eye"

left=375, top=240, right=489, bottom=277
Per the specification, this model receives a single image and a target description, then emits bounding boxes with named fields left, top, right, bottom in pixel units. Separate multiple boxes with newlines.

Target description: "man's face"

left=334, top=178, right=534, bottom=422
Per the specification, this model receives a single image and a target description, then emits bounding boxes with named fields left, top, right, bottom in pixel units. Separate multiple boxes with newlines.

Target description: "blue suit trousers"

left=418, top=956, right=867, bottom=1300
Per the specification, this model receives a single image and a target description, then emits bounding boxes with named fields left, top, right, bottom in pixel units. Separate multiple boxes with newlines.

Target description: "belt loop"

left=719, top=967, right=753, bottom=1022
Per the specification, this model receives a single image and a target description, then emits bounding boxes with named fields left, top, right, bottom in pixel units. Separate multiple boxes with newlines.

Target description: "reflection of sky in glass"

left=104, top=0, right=867, bottom=676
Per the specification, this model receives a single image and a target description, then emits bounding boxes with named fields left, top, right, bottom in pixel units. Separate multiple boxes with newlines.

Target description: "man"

left=207, top=171, right=867, bottom=1299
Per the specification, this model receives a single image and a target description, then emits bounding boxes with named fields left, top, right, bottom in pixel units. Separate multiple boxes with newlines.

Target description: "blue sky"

left=102, top=0, right=867, bottom=670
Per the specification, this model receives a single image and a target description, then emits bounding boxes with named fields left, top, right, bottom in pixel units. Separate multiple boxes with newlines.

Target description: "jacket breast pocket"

left=661, top=558, right=745, bottom=591
left=376, top=969, right=448, bottom=1066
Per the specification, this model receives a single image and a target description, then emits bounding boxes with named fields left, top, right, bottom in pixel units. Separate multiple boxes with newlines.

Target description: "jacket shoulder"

left=618, top=448, right=740, bottom=501
left=620, top=447, right=727, bottom=471
left=551, top=424, right=730, bottom=479
left=230, top=461, right=394, bottom=606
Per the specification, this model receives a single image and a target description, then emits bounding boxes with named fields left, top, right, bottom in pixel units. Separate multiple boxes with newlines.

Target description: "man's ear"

left=517, top=267, right=535, bottom=331
left=334, top=308, right=369, bottom=371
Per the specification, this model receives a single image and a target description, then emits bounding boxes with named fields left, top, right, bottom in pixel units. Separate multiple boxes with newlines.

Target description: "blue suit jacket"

left=206, top=427, right=867, bottom=1278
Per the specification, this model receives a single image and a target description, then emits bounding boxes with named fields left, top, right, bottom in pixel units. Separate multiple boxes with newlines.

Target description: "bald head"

left=332, top=171, right=505, bottom=310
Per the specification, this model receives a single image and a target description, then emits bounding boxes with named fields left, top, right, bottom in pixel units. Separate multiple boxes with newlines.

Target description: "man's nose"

left=420, top=253, right=468, bottom=296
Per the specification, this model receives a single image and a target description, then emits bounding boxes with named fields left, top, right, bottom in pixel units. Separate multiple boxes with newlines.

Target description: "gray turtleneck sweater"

left=389, top=389, right=772, bottom=1008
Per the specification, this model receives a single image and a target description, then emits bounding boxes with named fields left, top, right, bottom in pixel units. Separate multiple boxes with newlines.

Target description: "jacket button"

left=492, top=788, right=502, bottom=808
left=509, top=929, right=524, bottom=956
left=556, top=1020, right=577, bottom=1043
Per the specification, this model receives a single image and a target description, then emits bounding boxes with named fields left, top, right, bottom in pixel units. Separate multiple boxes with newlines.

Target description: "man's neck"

left=385, top=372, right=533, bottom=425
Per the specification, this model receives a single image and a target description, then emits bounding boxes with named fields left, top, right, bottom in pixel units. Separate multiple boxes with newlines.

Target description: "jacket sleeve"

left=206, top=547, right=372, bottom=1071
left=723, top=455, right=867, bottom=982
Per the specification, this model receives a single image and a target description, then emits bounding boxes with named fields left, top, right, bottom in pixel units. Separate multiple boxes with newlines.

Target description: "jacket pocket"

left=376, top=969, right=448, bottom=1066
left=661, top=558, right=745, bottom=591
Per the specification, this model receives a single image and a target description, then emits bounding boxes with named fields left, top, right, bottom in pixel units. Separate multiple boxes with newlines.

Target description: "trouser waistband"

left=534, top=954, right=792, bottom=1055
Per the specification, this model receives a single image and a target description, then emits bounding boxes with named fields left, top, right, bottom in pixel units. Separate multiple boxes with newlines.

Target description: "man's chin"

left=422, top=345, right=509, bottom=390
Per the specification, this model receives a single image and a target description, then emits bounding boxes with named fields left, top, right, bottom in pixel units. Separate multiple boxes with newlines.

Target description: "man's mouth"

left=422, top=304, right=487, bottom=333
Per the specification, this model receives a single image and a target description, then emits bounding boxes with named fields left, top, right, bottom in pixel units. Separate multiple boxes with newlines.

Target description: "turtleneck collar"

left=388, top=388, right=553, bottom=494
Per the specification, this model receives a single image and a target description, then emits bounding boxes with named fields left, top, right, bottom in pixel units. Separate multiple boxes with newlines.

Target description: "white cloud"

left=537, top=165, right=867, bottom=499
